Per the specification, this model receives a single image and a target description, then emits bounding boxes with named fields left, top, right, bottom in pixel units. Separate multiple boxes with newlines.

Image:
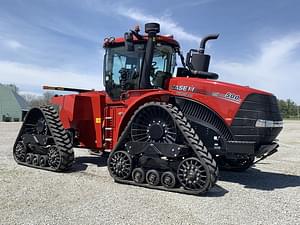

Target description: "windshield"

left=104, top=43, right=176, bottom=99
left=105, top=44, right=144, bottom=87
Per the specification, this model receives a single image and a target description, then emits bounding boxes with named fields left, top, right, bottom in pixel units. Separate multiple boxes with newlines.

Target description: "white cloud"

left=2, top=39, right=24, bottom=50
left=18, top=90, right=42, bottom=97
left=0, top=61, right=103, bottom=93
left=214, top=33, right=300, bottom=103
left=116, top=7, right=200, bottom=43
left=5, top=40, right=23, bottom=49
left=174, top=0, right=216, bottom=8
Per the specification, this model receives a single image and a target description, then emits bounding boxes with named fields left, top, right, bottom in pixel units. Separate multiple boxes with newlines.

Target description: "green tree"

left=21, top=91, right=55, bottom=107
left=278, top=99, right=299, bottom=119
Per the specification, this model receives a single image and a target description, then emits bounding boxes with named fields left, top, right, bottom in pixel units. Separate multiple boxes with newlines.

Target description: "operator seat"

left=152, top=71, right=172, bottom=88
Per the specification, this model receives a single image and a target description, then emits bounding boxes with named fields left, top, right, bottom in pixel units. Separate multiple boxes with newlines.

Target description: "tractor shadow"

left=219, top=168, right=300, bottom=191
left=67, top=154, right=230, bottom=197
left=66, top=154, right=300, bottom=194
left=204, top=185, right=229, bottom=197
left=68, top=153, right=109, bottom=172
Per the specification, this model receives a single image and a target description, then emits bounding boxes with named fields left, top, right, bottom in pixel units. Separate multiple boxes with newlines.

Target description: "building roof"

left=12, top=91, right=28, bottom=111
left=0, top=84, right=29, bottom=112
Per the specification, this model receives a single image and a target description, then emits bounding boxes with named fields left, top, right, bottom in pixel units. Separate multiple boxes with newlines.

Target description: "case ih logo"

left=171, top=85, right=241, bottom=104
left=171, top=85, right=195, bottom=92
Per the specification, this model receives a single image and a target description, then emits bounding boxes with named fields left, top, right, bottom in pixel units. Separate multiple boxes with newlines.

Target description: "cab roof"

left=103, top=35, right=180, bottom=49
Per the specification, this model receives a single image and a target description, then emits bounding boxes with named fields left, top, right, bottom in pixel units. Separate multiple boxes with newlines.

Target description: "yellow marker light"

left=95, top=118, right=101, bottom=124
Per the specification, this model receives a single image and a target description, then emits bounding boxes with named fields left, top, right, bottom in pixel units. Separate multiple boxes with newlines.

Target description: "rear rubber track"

left=13, top=105, right=74, bottom=171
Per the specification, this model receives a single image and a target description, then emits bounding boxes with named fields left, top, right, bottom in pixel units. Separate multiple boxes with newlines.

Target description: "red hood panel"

left=168, top=77, right=273, bottom=126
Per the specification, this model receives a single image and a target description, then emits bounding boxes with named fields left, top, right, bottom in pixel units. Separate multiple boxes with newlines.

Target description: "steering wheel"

left=150, top=61, right=159, bottom=79
left=151, top=61, right=158, bottom=70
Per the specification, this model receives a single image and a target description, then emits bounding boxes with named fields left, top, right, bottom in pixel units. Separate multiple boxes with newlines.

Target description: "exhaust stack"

left=139, top=23, right=160, bottom=89
left=185, top=34, right=219, bottom=79
left=199, top=34, right=219, bottom=54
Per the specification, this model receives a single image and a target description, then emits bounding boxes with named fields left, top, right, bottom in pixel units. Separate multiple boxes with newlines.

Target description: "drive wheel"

left=161, top=171, right=176, bottom=188
left=131, top=105, right=177, bottom=143
left=108, top=151, right=132, bottom=180
left=177, top=157, right=210, bottom=192
left=146, top=170, right=160, bottom=186
left=132, top=168, right=145, bottom=184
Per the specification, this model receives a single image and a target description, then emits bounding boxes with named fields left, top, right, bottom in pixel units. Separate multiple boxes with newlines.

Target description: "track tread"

left=42, top=105, right=74, bottom=171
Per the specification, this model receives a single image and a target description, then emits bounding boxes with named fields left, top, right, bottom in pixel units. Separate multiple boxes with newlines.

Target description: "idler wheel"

left=14, top=141, right=27, bottom=162
left=132, top=168, right=145, bottom=184
left=177, top=157, right=210, bottom=192
left=146, top=170, right=160, bottom=186
left=108, top=151, right=132, bottom=180
left=161, top=171, right=176, bottom=188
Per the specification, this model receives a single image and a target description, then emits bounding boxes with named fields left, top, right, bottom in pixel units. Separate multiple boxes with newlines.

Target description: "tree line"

left=278, top=99, right=300, bottom=119
left=22, top=92, right=55, bottom=107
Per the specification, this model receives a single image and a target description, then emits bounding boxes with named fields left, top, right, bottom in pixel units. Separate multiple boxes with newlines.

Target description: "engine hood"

left=167, top=77, right=274, bottom=126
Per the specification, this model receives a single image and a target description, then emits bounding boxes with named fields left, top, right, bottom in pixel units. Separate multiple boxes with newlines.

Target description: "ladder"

left=103, top=113, right=113, bottom=151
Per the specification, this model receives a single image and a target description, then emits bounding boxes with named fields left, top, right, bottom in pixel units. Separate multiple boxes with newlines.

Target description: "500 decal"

left=224, top=92, right=241, bottom=103
left=171, top=85, right=241, bottom=104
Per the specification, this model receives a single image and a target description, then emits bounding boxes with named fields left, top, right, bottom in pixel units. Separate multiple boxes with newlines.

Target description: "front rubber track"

left=109, top=102, right=219, bottom=195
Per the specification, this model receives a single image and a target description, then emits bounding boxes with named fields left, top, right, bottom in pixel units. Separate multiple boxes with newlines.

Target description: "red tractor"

left=13, top=23, right=283, bottom=194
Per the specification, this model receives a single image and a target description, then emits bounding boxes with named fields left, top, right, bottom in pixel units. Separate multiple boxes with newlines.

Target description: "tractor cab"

left=103, top=24, right=179, bottom=100
left=103, top=23, right=220, bottom=100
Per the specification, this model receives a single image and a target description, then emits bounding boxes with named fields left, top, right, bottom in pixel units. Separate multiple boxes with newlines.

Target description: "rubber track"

left=109, top=102, right=219, bottom=194
left=14, top=105, right=74, bottom=171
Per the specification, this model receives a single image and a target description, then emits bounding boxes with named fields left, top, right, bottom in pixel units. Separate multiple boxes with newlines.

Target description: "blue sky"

left=0, top=0, right=299, bottom=103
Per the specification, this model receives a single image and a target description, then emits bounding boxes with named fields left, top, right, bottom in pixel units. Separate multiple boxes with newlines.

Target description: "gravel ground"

left=0, top=121, right=299, bottom=225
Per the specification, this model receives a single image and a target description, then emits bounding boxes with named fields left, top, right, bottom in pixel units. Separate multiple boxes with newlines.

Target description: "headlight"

left=255, top=119, right=283, bottom=128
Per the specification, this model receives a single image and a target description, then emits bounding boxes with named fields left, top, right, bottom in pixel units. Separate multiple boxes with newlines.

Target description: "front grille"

left=231, top=94, right=282, bottom=145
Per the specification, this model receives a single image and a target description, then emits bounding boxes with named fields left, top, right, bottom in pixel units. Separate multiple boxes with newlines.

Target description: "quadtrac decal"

left=171, top=85, right=241, bottom=104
